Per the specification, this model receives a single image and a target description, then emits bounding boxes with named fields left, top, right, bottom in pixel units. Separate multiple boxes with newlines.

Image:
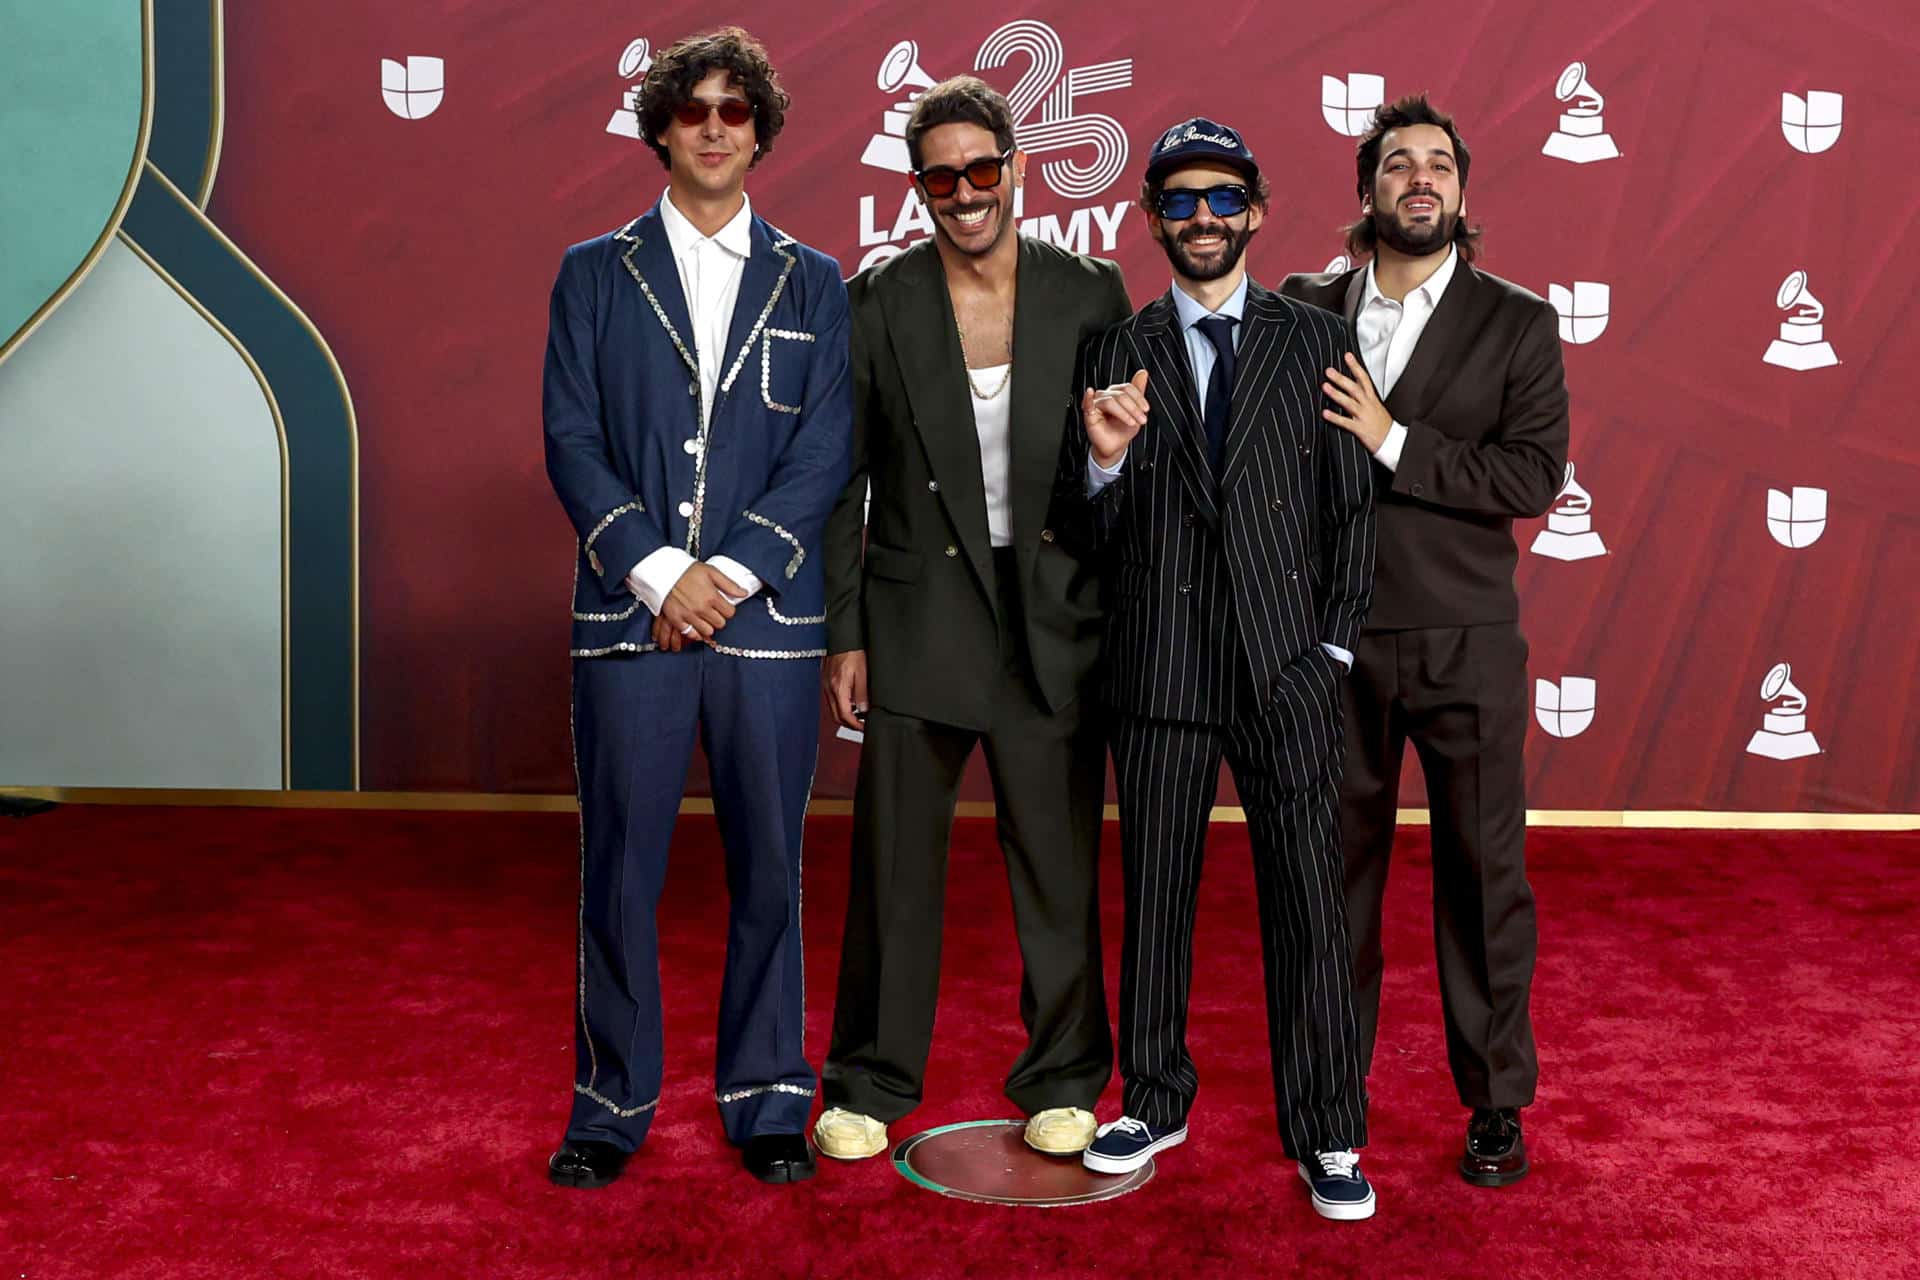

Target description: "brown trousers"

left=1339, top=622, right=1539, bottom=1110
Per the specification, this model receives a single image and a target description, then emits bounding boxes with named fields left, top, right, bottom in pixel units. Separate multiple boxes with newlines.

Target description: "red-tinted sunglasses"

left=672, top=98, right=754, bottom=128
left=915, top=151, right=1012, bottom=199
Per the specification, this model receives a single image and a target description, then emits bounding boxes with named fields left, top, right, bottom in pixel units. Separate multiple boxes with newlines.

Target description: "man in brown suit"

left=1280, top=94, right=1568, bottom=1188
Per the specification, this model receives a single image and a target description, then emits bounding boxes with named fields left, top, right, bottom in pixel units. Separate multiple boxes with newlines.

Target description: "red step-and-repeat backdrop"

left=207, top=0, right=1919, bottom=811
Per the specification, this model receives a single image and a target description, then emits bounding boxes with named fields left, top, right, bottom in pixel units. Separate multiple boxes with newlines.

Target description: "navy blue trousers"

left=565, top=647, right=819, bottom=1151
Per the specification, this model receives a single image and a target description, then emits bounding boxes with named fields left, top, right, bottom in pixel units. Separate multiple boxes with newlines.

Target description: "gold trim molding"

left=196, top=0, right=226, bottom=209
left=3, top=788, right=1915, bottom=830
left=0, top=1, right=156, bottom=371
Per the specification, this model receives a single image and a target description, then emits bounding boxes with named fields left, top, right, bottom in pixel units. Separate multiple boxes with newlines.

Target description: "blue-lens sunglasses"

left=1154, top=184, right=1251, bottom=220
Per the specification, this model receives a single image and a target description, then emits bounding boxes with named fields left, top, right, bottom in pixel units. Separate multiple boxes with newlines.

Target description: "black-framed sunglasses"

left=1154, top=184, right=1251, bottom=220
left=672, top=97, right=754, bottom=128
left=915, top=151, right=1012, bottom=199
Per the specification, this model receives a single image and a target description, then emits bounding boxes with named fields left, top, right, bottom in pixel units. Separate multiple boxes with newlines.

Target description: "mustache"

left=1177, top=224, right=1237, bottom=245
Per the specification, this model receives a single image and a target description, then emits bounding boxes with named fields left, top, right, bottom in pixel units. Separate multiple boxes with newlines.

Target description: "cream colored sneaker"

left=1024, top=1106, right=1098, bottom=1154
left=813, top=1107, right=888, bottom=1160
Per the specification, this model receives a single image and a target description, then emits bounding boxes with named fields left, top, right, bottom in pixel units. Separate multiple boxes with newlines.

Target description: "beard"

left=934, top=198, right=1010, bottom=257
left=1372, top=198, right=1458, bottom=257
left=1159, top=220, right=1256, bottom=282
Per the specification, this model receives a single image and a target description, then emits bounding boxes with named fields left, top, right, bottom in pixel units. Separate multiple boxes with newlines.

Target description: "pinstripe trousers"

left=1111, top=646, right=1369, bottom=1158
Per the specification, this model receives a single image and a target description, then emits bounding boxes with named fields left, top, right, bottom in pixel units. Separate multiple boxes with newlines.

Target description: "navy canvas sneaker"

left=1081, top=1116, right=1188, bottom=1175
left=1296, top=1149, right=1377, bottom=1220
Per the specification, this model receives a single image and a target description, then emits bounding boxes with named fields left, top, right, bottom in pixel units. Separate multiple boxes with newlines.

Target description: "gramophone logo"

left=1322, top=73, right=1385, bottom=136
left=1763, top=270, right=1840, bottom=370
left=1766, top=486, right=1828, bottom=549
left=605, top=39, right=654, bottom=139
left=1745, top=663, right=1822, bottom=760
left=854, top=23, right=1136, bottom=270
left=861, top=39, right=936, bottom=172
left=1541, top=61, right=1620, bottom=163
left=1549, top=281, right=1610, bottom=344
left=1531, top=461, right=1607, bottom=561
left=1534, top=676, right=1596, bottom=739
left=380, top=56, right=443, bottom=120
left=1782, top=91, right=1843, bottom=154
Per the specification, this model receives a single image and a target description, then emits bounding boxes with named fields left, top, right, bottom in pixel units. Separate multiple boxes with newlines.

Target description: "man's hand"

left=1322, top=352, right=1393, bottom=452
left=660, top=562, right=743, bottom=641
left=1083, top=369, right=1150, bottom=468
left=823, top=650, right=868, bottom=732
left=651, top=614, right=689, bottom=652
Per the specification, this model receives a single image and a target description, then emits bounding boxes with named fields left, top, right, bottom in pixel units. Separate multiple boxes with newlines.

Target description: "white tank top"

left=967, top=363, right=1014, bottom=548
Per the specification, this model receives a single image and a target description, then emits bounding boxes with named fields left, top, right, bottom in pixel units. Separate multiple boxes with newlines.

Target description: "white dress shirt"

left=969, top=364, right=1015, bottom=547
left=1085, top=273, right=1351, bottom=669
left=1354, top=244, right=1459, bottom=473
left=626, top=191, right=761, bottom=618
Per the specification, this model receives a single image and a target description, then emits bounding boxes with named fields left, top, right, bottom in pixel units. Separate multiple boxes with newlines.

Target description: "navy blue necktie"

left=1196, top=314, right=1237, bottom=478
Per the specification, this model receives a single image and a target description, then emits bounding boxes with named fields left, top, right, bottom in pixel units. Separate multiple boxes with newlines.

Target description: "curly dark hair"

left=1342, top=93, right=1482, bottom=262
left=637, top=27, right=789, bottom=171
left=904, top=76, right=1017, bottom=172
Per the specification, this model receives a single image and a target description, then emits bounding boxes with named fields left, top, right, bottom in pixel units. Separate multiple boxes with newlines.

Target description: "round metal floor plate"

left=891, top=1119, right=1156, bottom=1206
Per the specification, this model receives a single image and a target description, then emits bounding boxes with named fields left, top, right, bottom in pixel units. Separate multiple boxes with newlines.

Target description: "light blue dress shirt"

left=1084, top=273, right=1351, bottom=670
left=1086, top=274, right=1247, bottom=493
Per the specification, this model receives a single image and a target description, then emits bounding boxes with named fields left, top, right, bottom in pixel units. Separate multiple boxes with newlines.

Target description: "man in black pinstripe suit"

left=1058, top=119, right=1379, bottom=1221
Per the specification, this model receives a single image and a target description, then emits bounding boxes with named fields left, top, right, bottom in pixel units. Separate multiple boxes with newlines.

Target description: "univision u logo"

left=1766, top=486, right=1827, bottom=548
left=381, top=56, right=444, bottom=120
left=1534, top=676, right=1596, bottom=738
left=1321, top=73, right=1385, bottom=136
left=1549, top=281, right=1609, bottom=344
left=1782, top=91, right=1842, bottom=154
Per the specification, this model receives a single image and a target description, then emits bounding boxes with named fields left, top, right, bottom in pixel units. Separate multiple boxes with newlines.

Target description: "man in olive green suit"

left=815, top=77, right=1132, bottom=1161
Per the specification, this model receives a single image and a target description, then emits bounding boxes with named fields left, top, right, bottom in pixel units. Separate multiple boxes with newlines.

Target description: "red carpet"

left=2, top=807, right=1916, bottom=1277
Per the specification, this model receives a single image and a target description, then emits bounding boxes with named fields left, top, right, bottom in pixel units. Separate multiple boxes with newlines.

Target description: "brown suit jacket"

left=1280, top=260, right=1569, bottom=630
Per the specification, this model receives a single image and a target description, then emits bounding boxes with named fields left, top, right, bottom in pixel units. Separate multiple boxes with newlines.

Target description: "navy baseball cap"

left=1144, top=117, right=1259, bottom=184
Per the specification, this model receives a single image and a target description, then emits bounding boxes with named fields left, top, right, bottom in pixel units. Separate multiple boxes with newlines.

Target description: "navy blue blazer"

left=544, top=203, right=852, bottom=659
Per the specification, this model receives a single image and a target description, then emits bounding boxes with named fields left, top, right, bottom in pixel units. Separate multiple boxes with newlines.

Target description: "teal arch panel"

left=0, top=1, right=149, bottom=363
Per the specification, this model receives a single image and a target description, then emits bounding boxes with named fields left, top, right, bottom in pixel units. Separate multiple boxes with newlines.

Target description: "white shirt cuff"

left=705, top=555, right=761, bottom=604
left=1372, top=421, right=1408, bottom=473
left=1086, top=449, right=1127, bottom=496
left=627, top=546, right=697, bottom=616
left=1321, top=642, right=1354, bottom=671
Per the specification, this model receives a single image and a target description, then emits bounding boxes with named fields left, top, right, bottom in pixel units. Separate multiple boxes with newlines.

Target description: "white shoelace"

left=1100, top=1116, right=1150, bottom=1139
left=1315, top=1149, right=1361, bottom=1179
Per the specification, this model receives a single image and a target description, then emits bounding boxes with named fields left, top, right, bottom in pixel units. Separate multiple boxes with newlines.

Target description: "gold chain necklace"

left=955, top=311, right=1013, bottom=400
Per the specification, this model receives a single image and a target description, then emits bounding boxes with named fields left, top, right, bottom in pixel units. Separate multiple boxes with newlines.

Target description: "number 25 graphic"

left=976, top=21, right=1132, bottom=201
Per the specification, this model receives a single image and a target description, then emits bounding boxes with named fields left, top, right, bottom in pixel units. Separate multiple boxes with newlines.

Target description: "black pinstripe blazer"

left=1056, top=281, right=1377, bottom=726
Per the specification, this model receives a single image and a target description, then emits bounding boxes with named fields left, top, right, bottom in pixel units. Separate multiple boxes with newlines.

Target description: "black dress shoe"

left=548, top=1140, right=629, bottom=1189
left=1460, top=1107, right=1528, bottom=1187
left=743, top=1132, right=816, bottom=1184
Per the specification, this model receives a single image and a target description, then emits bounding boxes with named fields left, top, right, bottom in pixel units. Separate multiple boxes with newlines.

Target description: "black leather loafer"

left=743, top=1132, right=816, bottom=1184
left=548, top=1139, right=629, bottom=1189
left=1460, top=1107, right=1528, bottom=1187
